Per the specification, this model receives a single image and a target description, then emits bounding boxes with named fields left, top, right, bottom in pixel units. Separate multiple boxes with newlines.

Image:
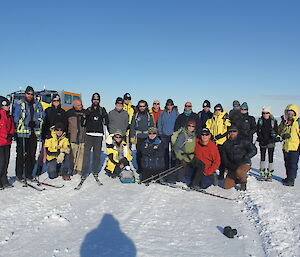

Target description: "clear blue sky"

left=0, top=0, right=299, bottom=116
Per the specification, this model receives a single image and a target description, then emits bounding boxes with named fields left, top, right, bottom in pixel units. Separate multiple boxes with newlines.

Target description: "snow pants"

left=15, top=133, right=37, bottom=180
left=82, top=135, right=103, bottom=177
left=136, top=137, right=146, bottom=174
left=260, top=145, right=275, bottom=163
left=0, top=145, right=11, bottom=186
left=70, top=143, right=85, bottom=174
left=161, top=135, right=176, bottom=171
left=224, top=164, right=250, bottom=189
left=46, top=154, right=70, bottom=179
left=283, top=150, right=299, bottom=181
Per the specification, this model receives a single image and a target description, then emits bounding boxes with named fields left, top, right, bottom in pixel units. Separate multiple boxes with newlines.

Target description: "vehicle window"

left=42, top=94, right=52, bottom=103
left=73, top=95, right=80, bottom=101
left=65, top=94, right=72, bottom=104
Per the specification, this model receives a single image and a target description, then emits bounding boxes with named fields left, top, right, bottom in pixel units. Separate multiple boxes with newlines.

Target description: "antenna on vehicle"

left=43, top=84, right=46, bottom=90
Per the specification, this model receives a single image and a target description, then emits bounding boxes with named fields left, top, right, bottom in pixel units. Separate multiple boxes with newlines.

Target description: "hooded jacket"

left=206, top=110, right=231, bottom=145
left=0, top=109, right=15, bottom=146
left=44, top=129, right=70, bottom=161
left=105, top=133, right=132, bottom=173
left=256, top=115, right=278, bottom=146
left=157, top=107, right=178, bottom=136
left=234, top=113, right=257, bottom=142
left=278, top=104, right=300, bottom=152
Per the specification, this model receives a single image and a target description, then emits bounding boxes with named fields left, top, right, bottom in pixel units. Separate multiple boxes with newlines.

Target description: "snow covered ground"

left=0, top=142, right=299, bottom=257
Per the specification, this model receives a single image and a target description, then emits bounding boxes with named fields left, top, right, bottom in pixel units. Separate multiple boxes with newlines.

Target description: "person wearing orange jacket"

left=0, top=96, right=15, bottom=189
left=149, top=100, right=163, bottom=127
left=190, top=128, right=221, bottom=190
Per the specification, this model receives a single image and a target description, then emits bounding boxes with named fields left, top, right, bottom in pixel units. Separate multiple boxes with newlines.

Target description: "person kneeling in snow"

left=44, top=122, right=71, bottom=180
left=189, top=128, right=220, bottom=190
left=221, top=126, right=257, bottom=191
left=105, top=131, right=133, bottom=179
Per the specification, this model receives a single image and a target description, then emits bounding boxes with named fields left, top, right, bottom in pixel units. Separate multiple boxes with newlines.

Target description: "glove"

left=56, top=153, right=65, bottom=164
left=28, top=121, right=36, bottom=128
left=7, top=134, right=13, bottom=141
left=130, top=138, right=137, bottom=144
left=282, top=134, right=291, bottom=140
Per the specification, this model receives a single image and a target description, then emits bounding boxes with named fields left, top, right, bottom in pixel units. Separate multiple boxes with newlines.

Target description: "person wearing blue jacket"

left=13, top=86, right=44, bottom=181
left=157, top=99, right=179, bottom=170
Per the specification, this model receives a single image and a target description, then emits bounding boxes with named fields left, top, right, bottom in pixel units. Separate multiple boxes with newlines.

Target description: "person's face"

left=153, top=101, right=160, bottom=109
left=187, top=124, right=195, bottom=132
left=25, top=92, right=34, bottom=102
left=184, top=102, right=192, bottom=111
left=200, top=132, right=211, bottom=144
left=241, top=108, right=248, bottom=114
left=124, top=99, right=131, bottom=105
left=214, top=108, right=222, bottom=115
left=52, top=99, right=60, bottom=107
left=2, top=105, right=10, bottom=112
left=55, top=129, right=63, bottom=137
left=233, top=106, right=240, bottom=110
left=287, top=110, right=295, bottom=119
left=114, top=135, right=122, bottom=143
left=74, top=101, right=83, bottom=111
left=203, top=106, right=210, bottom=112
left=138, top=103, right=146, bottom=111
left=229, top=129, right=238, bottom=139
left=115, top=103, right=123, bottom=110
left=148, top=132, right=157, bottom=140
left=167, top=104, right=174, bottom=111
left=262, top=111, right=270, bottom=119
left=92, top=98, right=100, bottom=105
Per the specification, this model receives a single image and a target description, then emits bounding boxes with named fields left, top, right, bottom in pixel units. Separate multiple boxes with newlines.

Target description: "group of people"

left=0, top=85, right=299, bottom=191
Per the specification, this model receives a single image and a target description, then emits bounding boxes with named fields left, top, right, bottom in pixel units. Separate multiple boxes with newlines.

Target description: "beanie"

left=262, top=106, right=271, bottom=113
left=92, top=93, right=100, bottom=101
left=54, top=122, right=65, bottom=131
left=0, top=96, right=10, bottom=107
left=233, top=100, right=240, bottom=107
left=203, top=100, right=211, bottom=108
left=52, top=94, right=61, bottom=102
left=148, top=127, right=158, bottom=134
left=166, top=99, right=174, bottom=106
left=25, top=86, right=34, bottom=94
left=115, top=97, right=124, bottom=104
left=214, top=103, right=223, bottom=112
left=241, top=102, right=248, bottom=110
left=187, top=120, right=196, bottom=127
left=123, top=93, right=131, bottom=100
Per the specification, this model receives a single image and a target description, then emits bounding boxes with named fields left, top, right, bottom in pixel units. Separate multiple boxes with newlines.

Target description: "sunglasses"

left=201, top=133, right=210, bottom=136
left=262, top=112, right=270, bottom=114
left=229, top=130, right=238, bottom=133
left=52, top=99, right=60, bottom=102
left=26, top=92, right=34, bottom=96
left=93, top=98, right=100, bottom=101
left=114, top=136, right=122, bottom=138
left=185, top=105, right=192, bottom=108
left=214, top=108, right=221, bottom=111
left=241, top=108, right=248, bottom=111
left=139, top=105, right=146, bottom=108
left=55, top=129, right=63, bottom=131
left=188, top=125, right=195, bottom=127
left=153, top=103, right=160, bottom=105
left=149, top=132, right=157, bottom=135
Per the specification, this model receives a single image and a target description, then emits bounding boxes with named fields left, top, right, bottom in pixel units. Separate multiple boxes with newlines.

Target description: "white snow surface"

left=0, top=142, right=299, bottom=257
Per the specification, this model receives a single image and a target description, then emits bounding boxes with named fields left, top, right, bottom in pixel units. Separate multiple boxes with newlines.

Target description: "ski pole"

left=150, top=165, right=183, bottom=184
left=140, top=166, right=181, bottom=184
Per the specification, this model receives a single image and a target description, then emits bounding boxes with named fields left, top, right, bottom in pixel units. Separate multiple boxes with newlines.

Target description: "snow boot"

left=281, top=177, right=288, bottom=184
left=213, top=172, right=218, bottom=186
left=258, top=168, right=267, bottom=181
left=3, top=183, right=14, bottom=188
left=218, top=171, right=224, bottom=180
left=240, top=182, right=247, bottom=191
left=63, top=175, right=71, bottom=181
left=266, top=169, right=273, bottom=182
left=283, top=179, right=294, bottom=187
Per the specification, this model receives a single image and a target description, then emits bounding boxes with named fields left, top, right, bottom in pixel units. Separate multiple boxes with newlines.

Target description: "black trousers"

left=190, top=158, right=205, bottom=187
left=136, top=137, right=146, bottom=173
left=0, top=145, right=11, bottom=186
left=82, top=135, right=103, bottom=177
left=16, top=133, right=37, bottom=180
left=260, top=147, right=274, bottom=163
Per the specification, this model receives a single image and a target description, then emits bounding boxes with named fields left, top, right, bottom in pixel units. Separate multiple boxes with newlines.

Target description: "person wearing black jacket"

left=234, top=102, right=257, bottom=142
left=256, top=106, right=279, bottom=180
left=221, top=126, right=257, bottom=190
left=198, top=100, right=213, bottom=129
left=82, top=93, right=108, bottom=179
left=174, top=102, right=201, bottom=136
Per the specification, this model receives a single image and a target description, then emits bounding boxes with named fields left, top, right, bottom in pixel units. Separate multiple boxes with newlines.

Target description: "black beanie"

left=0, top=96, right=10, bottom=107
left=166, top=99, right=174, bottom=106
left=214, top=103, right=223, bottom=112
left=115, top=97, right=124, bottom=104
left=54, top=122, right=65, bottom=131
left=123, top=93, right=131, bottom=100
left=203, top=100, right=211, bottom=108
left=92, top=93, right=100, bottom=101
left=25, top=86, right=34, bottom=94
left=52, top=94, right=61, bottom=102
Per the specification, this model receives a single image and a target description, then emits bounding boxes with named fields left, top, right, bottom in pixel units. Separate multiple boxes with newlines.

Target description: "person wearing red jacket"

left=190, top=128, right=221, bottom=190
left=0, top=96, right=15, bottom=189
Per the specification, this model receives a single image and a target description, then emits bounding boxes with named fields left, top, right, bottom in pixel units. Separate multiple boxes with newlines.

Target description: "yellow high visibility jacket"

left=278, top=104, right=300, bottom=152
left=105, top=134, right=132, bottom=173
left=44, top=130, right=70, bottom=161
left=206, top=110, right=231, bottom=145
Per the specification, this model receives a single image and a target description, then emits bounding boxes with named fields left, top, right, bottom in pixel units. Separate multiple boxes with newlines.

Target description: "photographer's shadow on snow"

left=80, top=213, right=137, bottom=257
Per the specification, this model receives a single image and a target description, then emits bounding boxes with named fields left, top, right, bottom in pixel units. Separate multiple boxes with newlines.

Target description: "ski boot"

left=258, top=169, right=267, bottom=181
left=265, top=169, right=273, bottom=182
left=240, top=182, right=247, bottom=191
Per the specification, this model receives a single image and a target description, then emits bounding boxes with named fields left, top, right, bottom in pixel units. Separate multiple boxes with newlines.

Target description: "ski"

left=37, top=181, right=65, bottom=188
left=159, top=182, right=235, bottom=201
left=23, top=181, right=45, bottom=191
left=93, top=176, right=103, bottom=186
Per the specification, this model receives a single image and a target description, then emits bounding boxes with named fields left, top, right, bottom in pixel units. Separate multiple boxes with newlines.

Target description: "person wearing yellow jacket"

left=44, top=122, right=71, bottom=180
left=206, top=103, right=231, bottom=179
left=105, top=130, right=133, bottom=178
left=278, top=104, right=300, bottom=186
left=123, top=93, right=135, bottom=144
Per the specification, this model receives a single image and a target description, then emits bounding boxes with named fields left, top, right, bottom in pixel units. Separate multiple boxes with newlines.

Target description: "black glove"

left=28, top=121, right=36, bottom=128
left=282, top=134, right=291, bottom=140
left=275, top=137, right=281, bottom=142
left=7, top=134, right=13, bottom=141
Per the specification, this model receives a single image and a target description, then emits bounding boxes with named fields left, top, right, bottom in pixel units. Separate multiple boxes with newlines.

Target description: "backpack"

left=171, top=127, right=187, bottom=147
left=119, top=166, right=135, bottom=183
